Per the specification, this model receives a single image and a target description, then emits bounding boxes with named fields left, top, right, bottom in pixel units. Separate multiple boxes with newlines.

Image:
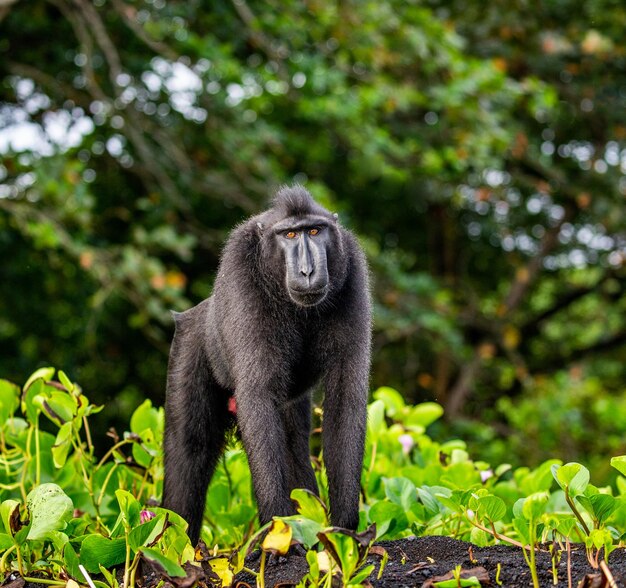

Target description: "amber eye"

left=309, top=228, right=319, bottom=236
left=285, top=231, right=297, bottom=239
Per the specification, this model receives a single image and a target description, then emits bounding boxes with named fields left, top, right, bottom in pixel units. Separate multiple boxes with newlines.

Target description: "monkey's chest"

left=288, top=348, right=323, bottom=395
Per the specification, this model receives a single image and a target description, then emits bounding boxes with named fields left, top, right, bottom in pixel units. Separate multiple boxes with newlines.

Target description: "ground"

left=6, top=536, right=626, bottom=588
left=228, top=535, right=626, bottom=587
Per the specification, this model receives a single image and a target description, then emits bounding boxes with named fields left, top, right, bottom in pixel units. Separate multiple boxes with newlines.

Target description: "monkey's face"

left=274, top=218, right=333, bottom=307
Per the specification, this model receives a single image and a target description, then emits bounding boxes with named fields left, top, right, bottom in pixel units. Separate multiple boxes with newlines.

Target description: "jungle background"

left=0, top=0, right=625, bottom=481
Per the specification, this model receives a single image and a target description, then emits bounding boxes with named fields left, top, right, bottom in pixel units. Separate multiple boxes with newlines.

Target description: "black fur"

left=162, top=186, right=371, bottom=544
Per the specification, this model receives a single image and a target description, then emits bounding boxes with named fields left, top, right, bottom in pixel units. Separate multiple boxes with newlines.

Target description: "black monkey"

left=162, top=186, right=371, bottom=544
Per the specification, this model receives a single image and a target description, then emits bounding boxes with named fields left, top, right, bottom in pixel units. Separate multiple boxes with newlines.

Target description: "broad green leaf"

left=521, top=492, right=549, bottom=520
left=404, top=402, right=444, bottom=429
left=141, top=547, right=187, bottom=577
left=588, top=494, right=618, bottom=524
left=22, top=378, right=44, bottom=424
left=130, top=399, right=162, bottom=435
left=367, top=501, right=408, bottom=539
left=52, top=421, right=73, bottom=468
left=26, top=483, right=74, bottom=540
left=0, top=533, right=13, bottom=550
left=349, top=563, right=375, bottom=585
left=37, top=389, right=77, bottom=425
left=283, top=515, right=324, bottom=550
left=24, top=367, right=55, bottom=391
left=128, top=514, right=165, bottom=551
left=63, top=542, right=82, bottom=580
left=477, top=495, right=507, bottom=523
left=0, top=500, right=20, bottom=536
left=372, top=387, right=405, bottom=417
left=0, top=379, right=20, bottom=423
left=610, top=456, right=626, bottom=477
left=291, top=488, right=328, bottom=525
left=58, top=370, right=74, bottom=393
left=367, top=400, right=386, bottom=441
left=552, top=463, right=589, bottom=496
left=317, top=531, right=359, bottom=579
left=80, top=535, right=127, bottom=573
left=116, top=489, right=141, bottom=527
left=384, top=477, right=416, bottom=511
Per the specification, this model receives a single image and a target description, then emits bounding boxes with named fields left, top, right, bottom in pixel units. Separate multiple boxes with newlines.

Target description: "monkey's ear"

left=333, top=213, right=339, bottom=222
left=256, top=221, right=264, bottom=232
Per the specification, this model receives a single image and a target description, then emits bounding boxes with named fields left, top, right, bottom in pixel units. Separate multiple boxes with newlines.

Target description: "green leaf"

left=0, top=379, right=20, bottom=423
left=520, top=492, right=549, bottom=520
left=552, top=463, right=589, bottom=497
left=404, top=402, right=444, bottom=429
left=367, top=501, right=408, bottom=539
left=24, top=367, right=55, bottom=391
left=384, top=477, right=416, bottom=511
left=283, top=515, right=324, bottom=550
left=130, top=399, right=162, bottom=435
left=610, top=456, right=626, bottom=477
left=116, top=489, right=141, bottom=527
left=587, top=494, right=618, bottom=525
left=52, top=421, right=73, bottom=468
left=26, top=483, right=74, bottom=540
left=140, top=547, right=187, bottom=577
left=372, top=387, right=405, bottom=417
left=22, top=378, right=44, bottom=424
left=38, top=389, right=77, bottom=425
left=0, top=533, right=14, bottom=550
left=0, top=500, right=20, bottom=536
left=58, top=370, right=74, bottom=393
left=80, top=535, right=127, bottom=573
left=291, top=489, right=328, bottom=525
left=63, top=542, right=82, bottom=579
left=128, top=514, right=165, bottom=551
left=477, top=495, right=507, bottom=523
left=367, top=400, right=386, bottom=441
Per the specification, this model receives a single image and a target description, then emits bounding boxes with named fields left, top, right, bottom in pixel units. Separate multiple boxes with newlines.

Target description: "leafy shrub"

left=3, top=368, right=626, bottom=588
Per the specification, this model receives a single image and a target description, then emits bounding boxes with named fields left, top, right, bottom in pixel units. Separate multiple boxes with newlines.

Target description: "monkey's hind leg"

left=162, top=308, right=231, bottom=545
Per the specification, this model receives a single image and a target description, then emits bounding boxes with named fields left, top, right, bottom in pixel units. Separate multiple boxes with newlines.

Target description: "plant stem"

left=83, top=414, right=94, bottom=454
left=567, top=539, right=572, bottom=588
left=96, top=439, right=132, bottom=470
left=22, top=577, right=65, bottom=587
left=123, top=530, right=132, bottom=588
left=467, top=517, right=532, bottom=551
left=35, top=422, right=41, bottom=486
left=258, top=551, right=266, bottom=588
left=565, top=492, right=590, bottom=535
left=0, top=544, right=16, bottom=572
left=96, top=462, right=120, bottom=507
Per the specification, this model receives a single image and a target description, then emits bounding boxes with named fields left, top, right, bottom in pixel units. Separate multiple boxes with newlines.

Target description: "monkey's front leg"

left=322, top=361, right=368, bottom=530
left=235, top=384, right=295, bottom=525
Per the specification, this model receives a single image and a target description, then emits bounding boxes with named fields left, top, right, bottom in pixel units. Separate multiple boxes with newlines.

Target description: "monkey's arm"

left=321, top=248, right=371, bottom=530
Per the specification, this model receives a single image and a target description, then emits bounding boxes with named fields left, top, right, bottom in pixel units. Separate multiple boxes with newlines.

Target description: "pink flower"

left=480, top=469, right=494, bottom=483
left=398, top=434, right=414, bottom=455
left=140, top=509, right=156, bottom=524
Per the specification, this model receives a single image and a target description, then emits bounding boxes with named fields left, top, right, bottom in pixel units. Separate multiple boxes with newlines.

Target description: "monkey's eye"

left=285, top=231, right=298, bottom=239
left=309, top=228, right=320, bottom=236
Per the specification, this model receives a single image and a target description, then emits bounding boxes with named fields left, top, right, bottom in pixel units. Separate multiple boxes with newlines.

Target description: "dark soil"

left=229, top=536, right=626, bottom=587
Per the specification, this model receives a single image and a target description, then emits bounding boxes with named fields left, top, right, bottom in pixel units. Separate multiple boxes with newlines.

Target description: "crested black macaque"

left=162, top=186, right=371, bottom=544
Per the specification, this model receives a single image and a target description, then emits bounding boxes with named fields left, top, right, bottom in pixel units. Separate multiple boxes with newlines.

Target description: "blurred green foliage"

left=0, top=0, right=625, bottom=455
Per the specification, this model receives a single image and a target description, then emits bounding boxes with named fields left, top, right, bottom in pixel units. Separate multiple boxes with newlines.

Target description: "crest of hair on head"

left=272, top=184, right=328, bottom=218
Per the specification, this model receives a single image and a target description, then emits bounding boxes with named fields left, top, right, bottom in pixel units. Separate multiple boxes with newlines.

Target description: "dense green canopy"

left=1, top=0, right=625, bottom=457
